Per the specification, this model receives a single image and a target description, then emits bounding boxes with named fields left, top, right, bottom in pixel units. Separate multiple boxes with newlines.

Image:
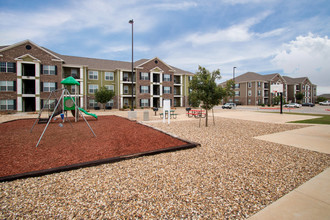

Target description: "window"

left=88, top=84, right=98, bottom=94
left=235, top=83, right=240, bottom=89
left=189, top=76, right=193, bottom=81
left=71, top=85, right=76, bottom=94
left=140, top=99, right=149, bottom=107
left=71, top=69, right=78, bottom=78
left=0, top=62, right=15, bottom=73
left=257, top=90, right=261, bottom=96
left=257, top=82, right=261, bottom=88
left=140, top=72, right=149, bottom=80
left=124, top=85, right=129, bottom=94
left=43, top=82, right=56, bottom=92
left=123, top=98, right=129, bottom=106
left=164, top=86, right=171, bottom=94
left=105, top=72, right=114, bottom=81
left=123, top=72, right=129, bottom=81
left=248, top=99, right=251, bottom=104
left=105, top=85, right=114, bottom=91
left=140, top=86, right=149, bottom=94
left=0, top=81, right=14, bottom=91
left=164, top=74, right=171, bottom=82
left=43, top=65, right=56, bottom=75
left=0, top=100, right=15, bottom=110
left=106, top=99, right=114, bottom=107
left=89, top=99, right=98, bottom=108
left=88, top=71, right=98, bottom=80
left=235, top=91, right=240, bottom=96
left=248, top=82, right=252, bottom=88
left=43, top=99, right=55, bottom=109
left=248, top=90, right=252, bottom=96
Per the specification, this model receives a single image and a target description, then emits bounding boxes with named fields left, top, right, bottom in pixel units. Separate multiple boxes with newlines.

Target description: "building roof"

left=0, top=40, right=193, bottom=74
left=283, top=76, right=308, bottom=84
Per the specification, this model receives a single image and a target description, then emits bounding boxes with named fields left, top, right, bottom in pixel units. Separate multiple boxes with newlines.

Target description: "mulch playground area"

left=0, top=115, right=194, bottom=181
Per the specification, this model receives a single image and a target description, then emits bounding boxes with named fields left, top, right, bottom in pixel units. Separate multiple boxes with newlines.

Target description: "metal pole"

left=233, top=67, right=236, bottom=104
left=129, top=19, right=134, bottom=111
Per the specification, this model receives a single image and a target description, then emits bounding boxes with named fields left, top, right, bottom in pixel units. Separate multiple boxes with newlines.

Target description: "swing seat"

left=38, top=118, right=49, bottom=124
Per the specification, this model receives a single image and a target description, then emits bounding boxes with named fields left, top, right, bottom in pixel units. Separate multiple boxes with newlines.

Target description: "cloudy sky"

left=1, top=0, right=330, bottom=94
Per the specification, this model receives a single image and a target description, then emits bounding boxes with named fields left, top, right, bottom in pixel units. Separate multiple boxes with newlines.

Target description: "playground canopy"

left=61, top=76, right=80, bottom=86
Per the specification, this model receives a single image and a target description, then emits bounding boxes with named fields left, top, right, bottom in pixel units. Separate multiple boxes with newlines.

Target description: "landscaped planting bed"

left=0, top=115, right=193, bottom=180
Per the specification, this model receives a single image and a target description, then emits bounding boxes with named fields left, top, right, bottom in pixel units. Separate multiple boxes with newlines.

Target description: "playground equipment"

left=31, top=77, right=97, bottom=147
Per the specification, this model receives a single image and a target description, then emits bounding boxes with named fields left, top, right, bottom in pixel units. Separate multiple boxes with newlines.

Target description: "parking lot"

left=215, top=104, right=330, bottom=115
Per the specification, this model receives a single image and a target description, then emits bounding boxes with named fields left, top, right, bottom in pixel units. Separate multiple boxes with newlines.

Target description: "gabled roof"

left=234, top=72, right=264, bottom=82
left=282, top=76, right=309, bottom=85
left=0, top=39, right=63, bottom=61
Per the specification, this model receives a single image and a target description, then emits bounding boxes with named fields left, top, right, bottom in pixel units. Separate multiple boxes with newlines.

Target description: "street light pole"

left=129, top=19, right=134, bottom=111
left=233, top=67, right=236, bottom=104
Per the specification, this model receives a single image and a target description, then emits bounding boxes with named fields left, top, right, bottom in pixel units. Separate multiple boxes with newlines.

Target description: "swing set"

left=31, top=77, right=96, bottom=148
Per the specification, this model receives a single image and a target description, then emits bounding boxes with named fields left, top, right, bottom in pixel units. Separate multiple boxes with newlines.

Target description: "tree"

left=189, top=66, right=226, bottom=127
left=295, top=92, right=304, bottom=103
left=94, top=86, right=115, bottom=110
left=317, top=96, right=327, bottom=103
left=224, top=79, right=235, bottom=103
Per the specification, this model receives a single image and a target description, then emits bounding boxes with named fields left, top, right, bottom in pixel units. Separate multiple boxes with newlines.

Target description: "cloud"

left=272, top=33, right=330, bottom=94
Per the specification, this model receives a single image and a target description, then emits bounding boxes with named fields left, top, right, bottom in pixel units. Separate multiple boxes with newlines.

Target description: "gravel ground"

left=1, top=117, right=329, bottom=219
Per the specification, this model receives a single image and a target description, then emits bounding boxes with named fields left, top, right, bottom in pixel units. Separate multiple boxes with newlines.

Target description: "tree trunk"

left=205, top=107, right=208, bottom=127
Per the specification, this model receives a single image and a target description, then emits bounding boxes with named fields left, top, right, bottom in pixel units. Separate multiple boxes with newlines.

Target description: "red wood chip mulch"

left=0, top=115, right=194, bottom=181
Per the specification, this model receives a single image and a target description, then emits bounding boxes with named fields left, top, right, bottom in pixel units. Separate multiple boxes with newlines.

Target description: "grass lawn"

left=276, top=112, right=330, bottom=125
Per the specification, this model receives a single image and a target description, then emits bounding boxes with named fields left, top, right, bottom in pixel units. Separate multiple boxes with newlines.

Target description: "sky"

left=1, top=0, right=330, bottom=94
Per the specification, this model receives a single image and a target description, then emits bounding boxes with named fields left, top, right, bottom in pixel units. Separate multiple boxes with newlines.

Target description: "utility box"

left=143, top=111, right=149, bottom=121
left=128, top=111, right=137, bottom=120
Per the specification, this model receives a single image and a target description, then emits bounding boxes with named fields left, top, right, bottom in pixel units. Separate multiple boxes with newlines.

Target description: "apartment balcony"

left=264, top=83, right=269, bottom=89
left=63, top=72, right=80, bottom=79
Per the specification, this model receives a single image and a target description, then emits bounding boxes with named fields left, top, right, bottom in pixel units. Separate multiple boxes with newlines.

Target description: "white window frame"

left=235, top=91, right=240, bottom=96
left=141, top=99, right=149, bottom=107
left=0, top=62, right=15, bottom=73
left=105, top=72, right=114, bottom=81
left=141, top=86, right=149, bottom=94
left=106, top=99, right=114, bottom=107
left=89, top=99, right=98, bottom=108
left=248, top=90, right=252, bottom=96
left=0, top=99, right=14, bottom=110
left=257, top=90, right=261, bottom=96
left=88, top=71, right=98, bottom=80
left=43, top=82, right=56, bottom=92
left=141, top=72, right=149, bottom=80
left=164, top=74, right=171, bottom=82
left=164, top=86, right=171, bottom=94
left=248, top=82, right=252, bottom=88
left=43, top=65, right=56, bottom=75
left=105, top=85, right=114, bottom=91
left=88, top=84, right=98, bottom=94
left=0, top=81, right=14, bottom=91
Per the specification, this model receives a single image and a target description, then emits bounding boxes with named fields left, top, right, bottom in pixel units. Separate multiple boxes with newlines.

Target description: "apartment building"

left=0, top=40, right=193, bottom=112
left=221, top=72, right=317, bottom=105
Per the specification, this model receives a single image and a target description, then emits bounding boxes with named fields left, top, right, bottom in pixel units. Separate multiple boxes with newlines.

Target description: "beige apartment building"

left=0, top=40, right=194, bottom=112
left=221, top=72, right=317, bottom=105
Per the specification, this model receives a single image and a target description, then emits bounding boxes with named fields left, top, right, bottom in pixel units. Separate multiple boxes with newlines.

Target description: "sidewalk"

left=239, top=111, right=330, bottom=219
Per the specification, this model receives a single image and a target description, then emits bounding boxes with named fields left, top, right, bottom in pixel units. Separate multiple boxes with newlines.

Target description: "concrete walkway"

left=241, top=112, right=330, bottom=219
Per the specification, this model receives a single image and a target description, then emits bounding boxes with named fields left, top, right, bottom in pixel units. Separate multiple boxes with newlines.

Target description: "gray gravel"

left=1, top=117, right=329, bottom=219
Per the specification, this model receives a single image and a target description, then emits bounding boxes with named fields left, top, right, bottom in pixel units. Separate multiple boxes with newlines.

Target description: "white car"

left=284, top=103, right=302, bottom=108
left=319, top=101, right=330, bottom=106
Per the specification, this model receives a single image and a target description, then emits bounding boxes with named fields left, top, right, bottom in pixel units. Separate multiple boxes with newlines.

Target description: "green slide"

left=79, top=108, right=98, bottom=119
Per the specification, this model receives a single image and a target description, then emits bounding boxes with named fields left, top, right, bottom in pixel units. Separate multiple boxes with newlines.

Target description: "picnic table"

left=186, top=109, right=206, bottom=118
left=160, top=110, right=177, bottom=119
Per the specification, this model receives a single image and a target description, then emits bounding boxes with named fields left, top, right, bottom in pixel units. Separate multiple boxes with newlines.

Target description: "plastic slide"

left=79, top=108, right=98, bottom=119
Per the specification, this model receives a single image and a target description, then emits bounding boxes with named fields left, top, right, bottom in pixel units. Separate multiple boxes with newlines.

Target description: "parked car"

left=222, top=103, right=236, bottom=109
left=284, top=103, right=302, bottom=108
left=319, top=101, right=330, bottom=106
left=302, top=103, right=315, bottom=107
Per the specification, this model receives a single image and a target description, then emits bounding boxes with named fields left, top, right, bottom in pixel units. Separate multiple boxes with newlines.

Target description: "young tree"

left=317, top=96, right=327, bottom=103
left=295, top=92, right=304, bottom=103
left=94, top=86, right=115, bottom=110
left=189, top=66, right=225, bottom=127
